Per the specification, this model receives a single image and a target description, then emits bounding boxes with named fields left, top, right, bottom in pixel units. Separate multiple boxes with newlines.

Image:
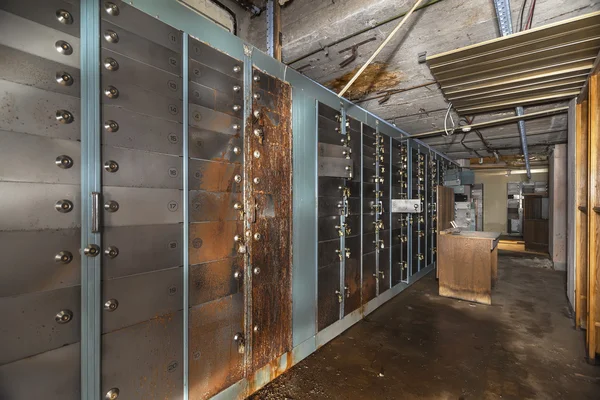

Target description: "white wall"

left=474, top=170, right=549, bottom=234
left=549, top=144, right=568, bottom=271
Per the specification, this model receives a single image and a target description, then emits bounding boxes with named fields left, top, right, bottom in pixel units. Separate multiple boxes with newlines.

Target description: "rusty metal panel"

left=189, top=221, right=242, bottom=265
left=319, top=237, right=342, bottom=268
left=189, top=80, right=243, bottom=118
left=189, top=294, right=244, bottom=400
left=318, top=215, right=342, bottom=242
left=189, top=191, right=242, bottom=222
left=189, top=257, right=243, bottom=307
left=101, top=311, right=183, bottom=400
left=189, top=159, right=242, bottom=192
left=318, top=262, right=341, bottom=331
left=249, top=68, right=293, bottom=372
left=188, top=127, right=243, bottom=163
left=362, top=252, right=377, bottom=304
left=379, top=245, right=391, bottom=294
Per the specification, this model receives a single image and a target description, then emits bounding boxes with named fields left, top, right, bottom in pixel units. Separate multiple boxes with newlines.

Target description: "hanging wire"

left=443, top=102, right=455, bottom=136
left=518, top=0, right=529, bottom=32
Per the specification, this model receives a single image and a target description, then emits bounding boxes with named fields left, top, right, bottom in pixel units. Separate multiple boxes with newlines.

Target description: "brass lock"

left=345, top=248, right=351, bottom=259
left=399, top=261, right=407, bottom=270
left=234, top=332, right=245, bottom=354
left=233, top=202, right=244, bottom=219
left=416, top=253, right=424, bottom=261
left=344, top=286, right=350, bottom=298
left=398, top=235, right=407, bottom=243
left=335, top=224, right=346, bottom=237
left=378, top=270, right=385, bottom=280
left=335, top=290, right=343, bottom=303
left=341, top=187, right=351, bottom=198
left=335, top=249, right=343, bottom=261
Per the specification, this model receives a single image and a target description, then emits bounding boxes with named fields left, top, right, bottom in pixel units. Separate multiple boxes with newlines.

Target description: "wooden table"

left=437, top=230, right=501, bottom=305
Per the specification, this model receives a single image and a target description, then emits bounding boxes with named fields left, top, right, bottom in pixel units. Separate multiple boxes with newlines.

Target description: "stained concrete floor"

left=251, top=254, right=600, bottom=399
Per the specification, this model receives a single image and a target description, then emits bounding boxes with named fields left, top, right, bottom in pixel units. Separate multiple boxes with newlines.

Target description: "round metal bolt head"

left=55, top=251, right=73, bottom=264
left=104, top=246, right=119, bottom=259
left=253, top=267, right=260, bottom=275
left=232, top=105, right=241, bottom=112
left=253, top=93, right=261, bottom=100
left=104, top=200, right=119, bottom=212
left=233, top=65, right=241, bottom=73
left=55, top=199, right=74, bottom=213
left=56, top=9, right=73, bottom=24
left=104, top=299, right=119, bottom=312
left=56, top=110, right=74, bottom=124
left=233, top=85, right=241, bottom=92
left=84, top=244, right=100, bottom=257
left=104, top=120, right=119, bottom=132
left=104, top=160, right=119, bottom=173
left=55, top=155, right=74, bottom=169
left=253, top=233, right=261, bottom=241
left=253, top=177, right=260, bottom=184
left=55, top=40, right=73, bottom=55
left=55, top=309, right=73, bottom=324
left=104, top=2, right=120, bottom=15
left=55, top=72, right=74, bottom=86
left=253, top=75, right=260, bottom=82
left=105, top=388, right=120, bottom=400
left=233, top=146, right=241, bottom=155
left=253, top=110, right=260, bottom=118
left=253, top=150, right=260, bottom=159
left=104, top=86, right=119, bottom=99
left=104, top=30, right=119, bottom=43
left=104, top=57, right=119, bottom=71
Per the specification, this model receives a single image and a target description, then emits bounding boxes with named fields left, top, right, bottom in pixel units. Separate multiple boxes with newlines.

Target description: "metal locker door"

left=187, top=37, right=245, bottom=400
left=98, top=2, right=184, bottom=398
left=362, top=124, right=378, bottom=304
left=0, top=1, right=82, bottom=398
left=248, top=67, right=293, bottom=372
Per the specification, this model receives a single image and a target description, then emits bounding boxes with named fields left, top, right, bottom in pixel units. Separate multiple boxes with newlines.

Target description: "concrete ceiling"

left=245, top=0, right=600, bottom=159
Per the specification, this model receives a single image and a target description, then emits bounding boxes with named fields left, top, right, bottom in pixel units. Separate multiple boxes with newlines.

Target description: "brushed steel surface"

left=0, top=182, right=80, bottom=231
left=102, top=267, right=183, bottom=333
left=317, top=262, right=341, bottom=332
left=100, top=20, right=181, bottom=74
left=189, top=58, right=243, bottom=97
left=189, top=38, right=243, bottom=79
left=189, top=293, right=244, bottom=399
left=101, top=80, right=183, bottom=123
left=318, top=156, right=353, bottom=178
left=189, top=158, right=242, bottom=192
left=0, top=45, right=81, bottom=96
left=101, top=48, right=182, bottom=99
left=0, top=9, right=80, bottom=68
left=317, top=102, right=340, bottom=122
left=318, top=196, right=343, bottom=218
left=0, top=130, right=80, bottom=184
left=102, top=105, right=183, bottom=155
left=101, top=310, right=183, bottom=399
left=189, top=221, right=241, bottom=265
left=0, top=228, right=80, bottom=297
left=189, top=80, right=243, bottom=118
left=0, top=80, right=80, bottom=141
left=189, top=257, right=243, bottom=307
left=188, top=127, right=243, bottom=163
left=318, top=237, right=341, bottom=268
left=102, top=186, right=182, bottom=226
left=102, top=224, right=183, bottom=280
left=362, top=251, right=377, bottom=304
left=318, top=215, right=342, bottom=242
left=189, top=102, right=242, bottom=133
left=1, top=0, right=80, bottom=37
left=0, top=342, right=79, bottom=399
left=189, top=190, right=242, bottom=222
left=100, top=0, right=182, bottom=52
left=0, top=285, right=80, bottom=365
left=102, top=146, right=183, bottom=189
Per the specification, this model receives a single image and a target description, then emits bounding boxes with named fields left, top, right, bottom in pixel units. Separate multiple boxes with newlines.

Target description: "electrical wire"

left=444, top=103, right=455, bottom=136
left=524, top=0, right=537, bottom=30
left=518, top=0, right=529, bottom=32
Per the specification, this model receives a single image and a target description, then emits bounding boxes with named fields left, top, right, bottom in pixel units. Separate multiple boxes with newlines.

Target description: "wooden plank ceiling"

left=426, top=11, right=600, bottom=115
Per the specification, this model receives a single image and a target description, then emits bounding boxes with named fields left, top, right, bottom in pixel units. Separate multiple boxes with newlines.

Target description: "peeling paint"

left=325, top=63, right=403, bottom=100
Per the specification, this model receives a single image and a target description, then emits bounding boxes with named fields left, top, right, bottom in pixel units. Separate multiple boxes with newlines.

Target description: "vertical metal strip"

left=266, top=0, right=275, bottom=57
left=374, top=122, right=380, bottom=296
left=388, top=136, right=393, bottom=286
left=80, top=0, right=101, bottom=399
left=339, top=106, right=347, bottom=319
left=424, top=151, right=428, bottom=268
left=360, top=122, right=364, bottom=309
left=182, top=32, right=190, bottom=400
left=407, top=140, right=413, bottom=279
left=242, top=44, right=254, bottom=377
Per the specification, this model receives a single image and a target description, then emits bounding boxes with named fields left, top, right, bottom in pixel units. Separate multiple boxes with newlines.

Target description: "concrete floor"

left=251, top=254, right=600, bottom=399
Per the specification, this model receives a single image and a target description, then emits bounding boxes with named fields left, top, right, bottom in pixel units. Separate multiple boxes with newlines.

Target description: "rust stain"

left=325, top=62, right=403, bottom=100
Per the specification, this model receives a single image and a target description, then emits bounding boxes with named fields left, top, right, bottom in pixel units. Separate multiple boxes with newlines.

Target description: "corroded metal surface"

left=248, top=68, right=293, bottom=372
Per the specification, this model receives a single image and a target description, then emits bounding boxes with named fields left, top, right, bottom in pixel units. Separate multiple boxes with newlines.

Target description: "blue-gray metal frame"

left=359, top=122, right=364, bottom=307
left=182, top=32, right=190, bottom=400
left=407, top=139, right=413, bottom=280
left=80, top=1, right=101, bottom=399
left=374, top=121, right=381, bottom=296
left=388, top=136, right=393, bottom=288
left=339, top=105, right=347, bottom=318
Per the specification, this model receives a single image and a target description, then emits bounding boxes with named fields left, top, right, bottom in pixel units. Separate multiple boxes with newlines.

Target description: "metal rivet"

left=253, top=128, right=263, bottom=137
left=55, top=155, right=74, bottom=169
left=55, top=199, right=73, bottom=213
left=104, top=160, right=119, bottom=173
left=253, top=150, right=260, bottom=158
left=233, top=270, right=242, bottom=279
left=104, top=86, right=119, bottom=99
left=104, top=2, right=120, bottom=16
left=104, top=57, right=119, bottom=71
left=253, top=75, right=260, bottom=82
left=232, top=124, right=241, bottom=131
left=253, top=93, right=261, bottom=100
left=55, top=309, right=73, bottom=324
left=233, top=202, right=243, bottom=210
left=55, top=40, right=73, bottom=56
left=245, top=230, right=252, bottom=238
left=104, top=246, right=119, bottom=259
left=56, top=110, right=74, bottom=124
left=105, top=388, right=120, bottom=400
left=84, top=244, right=100, bottom=257
left=104, top=200, right=119, bottom=212
left=55, top=251, right=73, bottom=264
left=233, top=65, right=241, bottom=73
left=237, top=245, right=247, bottom=254
left=253, top=233, right=261, bottom=241
left=56, top=9, right=73, bottom=24
left=234, top=234, right=242, bottom=242
left=233, top=146, right=241, bottom=155
left=55, top=72, right=74, bottom=86
left=253, top=267, right=260, bottom=275
left=104, top=299, right=119, bottom=312
left=253, top=110, right=261, bottom=118
left=234, top=175, right=242, bottom=183
left=233, top=85, right=241, bottom=92
left=104, top=30, right=119, bottom=43
left=253, top=325, right=259, bottom=332
left=253, top=177, right=260, bottom=184
left=232, top=105, right=241, bottom=112
left=104, top=120, right=119, bottom=132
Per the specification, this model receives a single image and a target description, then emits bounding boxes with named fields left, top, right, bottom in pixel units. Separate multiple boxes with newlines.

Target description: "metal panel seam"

left=182, top=32, right=189, bottom=400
